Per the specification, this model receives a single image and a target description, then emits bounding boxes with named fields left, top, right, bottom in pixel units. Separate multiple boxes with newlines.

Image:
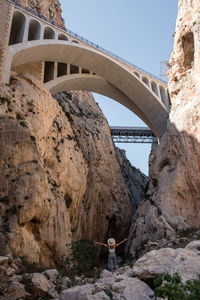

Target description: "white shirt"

left=109, top=247, right=115, bottom=253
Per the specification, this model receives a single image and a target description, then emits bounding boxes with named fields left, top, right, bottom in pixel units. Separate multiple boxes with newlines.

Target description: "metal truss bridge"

left=110, top=126, right=157, bottom=144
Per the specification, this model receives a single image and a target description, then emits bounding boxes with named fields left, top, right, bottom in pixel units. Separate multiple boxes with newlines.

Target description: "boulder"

left=132, top=243, right=200, bottom=282
left=59, top=284, right=94, bottom=300
left=112, top=278, right=155, bottom=300
left=0, top=256, right=9, bottom=265
left=6, top=267, right=15, bottom=277
left=60, top=276, right=71, bottom=290
left=185, top=240, right=200, bottom=252
left=43, top=269, right=60, bottom=283
left=30, top=272, right=54, bottom=295
left=59, top=269, right=155, bottom=300
left=91, top=291, right=110, bottom=300
left=6, top=282, right=27, bottom=300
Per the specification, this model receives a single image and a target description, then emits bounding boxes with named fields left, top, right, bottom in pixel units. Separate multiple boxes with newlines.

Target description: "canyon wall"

left=128, top=0, right=200, bottom=257
left=0, top=72, right=137, bottom=266
left=15, top=0, right=65, bottom=28
left=115, top=148, right=147, bottom=212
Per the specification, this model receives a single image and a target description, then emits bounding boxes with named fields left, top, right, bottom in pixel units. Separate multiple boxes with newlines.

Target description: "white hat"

left=107, top=238, right=115, bottom=246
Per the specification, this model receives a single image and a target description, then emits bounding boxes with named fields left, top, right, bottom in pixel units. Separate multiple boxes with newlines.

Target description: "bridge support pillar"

left=54, top=62, right=58, bottom=79
left=0, top=0, right=13, bottom=83
left=22, top=15, right=30, bottom=43
left=67, top=64, right=70, bottom=75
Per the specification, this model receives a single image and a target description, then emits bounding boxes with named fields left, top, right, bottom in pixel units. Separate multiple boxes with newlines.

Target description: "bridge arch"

left=58, top=34, right=68, bottom=41
left=71, top=40, right=80, bottom=44
left=44, top=27, right=55, bottom=39
left=9, top=11, right=26, bottom=45
left=151, top=81, right=159, bottom=97
left=159, top=85, right=169, bottom=108
left=142, top=76, right=150, bottom=87
left=28, top=19, right=41, bottom=41
left=45, top=74, right=148, bottom=124
left=134, top=72, right=140, bottom=78
left=5, top=41, right=168, bottom=137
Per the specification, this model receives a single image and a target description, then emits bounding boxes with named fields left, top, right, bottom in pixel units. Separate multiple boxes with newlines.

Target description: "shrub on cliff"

left=154, top=272, right=200, bottom=300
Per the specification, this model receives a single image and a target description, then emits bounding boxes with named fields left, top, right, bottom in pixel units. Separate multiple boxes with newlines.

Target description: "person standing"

left=95, top=238, right=127, bottom=274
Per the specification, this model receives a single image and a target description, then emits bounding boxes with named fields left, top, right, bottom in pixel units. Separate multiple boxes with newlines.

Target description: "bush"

left=154, top=272, right=200, bottom=300
left=58, top=237, right=101, bottom=279
left=71, top=239, right=99, bottom=275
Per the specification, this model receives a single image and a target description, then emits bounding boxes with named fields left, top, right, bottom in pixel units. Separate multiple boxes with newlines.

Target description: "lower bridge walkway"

left=110, top=127, right=157, bottom=143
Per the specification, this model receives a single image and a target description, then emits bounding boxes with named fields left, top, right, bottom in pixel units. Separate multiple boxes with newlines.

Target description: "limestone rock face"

left=128, top=0, right=200, bottom=256
left=0, top=73, right=88, bottom=265
left=54, top=92, right=132, bottom=243
left=0, top=73, right=133, bottom=265
left=59, top=272, right=155, bottom=300
left=16, top=0, right=65, bottom=28
left=115, top=148, right=148, bottom=212
left=132, top=240, right=200, bottom=283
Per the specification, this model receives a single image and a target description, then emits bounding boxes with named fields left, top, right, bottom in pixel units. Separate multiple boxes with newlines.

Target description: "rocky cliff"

left=115, top=148, right=147, bottom=212
left=128, top=0, right=200, bottom=257
left=0, top=0, right=150, bottom=268
left=16, top=0, right=65, bottom=28
left=0, top=72, right=136, bottom=266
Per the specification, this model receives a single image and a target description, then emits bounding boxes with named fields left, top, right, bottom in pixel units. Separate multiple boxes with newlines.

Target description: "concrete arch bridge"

left=2, top=0, right=170, bottom=138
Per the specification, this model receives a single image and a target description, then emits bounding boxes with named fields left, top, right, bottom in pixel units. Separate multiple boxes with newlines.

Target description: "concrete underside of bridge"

left=45, top=74, right=150, bottom=125
left=5, top=40, right=169, bottom=138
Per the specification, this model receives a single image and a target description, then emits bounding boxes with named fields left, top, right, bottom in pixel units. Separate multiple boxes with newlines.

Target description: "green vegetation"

left=178, top=227, right=198, bottom=238
left=122, top=252, right=133, bottom=267
left=154, top=272, right=200, bottom=300
left=104, top=289, right=113, bottom=299
left=57, top=227, right=102, bottom=282
left=71, top=239, right=99, bottom=274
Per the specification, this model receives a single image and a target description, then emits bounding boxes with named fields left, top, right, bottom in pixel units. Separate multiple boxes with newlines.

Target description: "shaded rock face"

left=0, top=74, right=133, bottom=265
left=115, top=148, right=148, bottom=212
left=128, top=0, right=200, bottom=256
left=15, top=0, right=65, bottom=28
left=54, top=92, right=133, bottom=243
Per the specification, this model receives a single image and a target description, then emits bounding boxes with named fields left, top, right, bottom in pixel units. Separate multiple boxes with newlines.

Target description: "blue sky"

left=59, top=0, right=178, bottom=175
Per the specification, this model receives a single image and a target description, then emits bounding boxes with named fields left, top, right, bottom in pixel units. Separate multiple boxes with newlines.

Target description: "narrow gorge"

left=0, top=0, right=200, bottom=299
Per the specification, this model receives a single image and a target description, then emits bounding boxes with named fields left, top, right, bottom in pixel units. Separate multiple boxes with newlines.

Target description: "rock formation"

left=0, top=0, right=151, bottom=267
left=16, top=0, right=65, bottom=28
left=54, top=91, right=133, bottom=243
left=115, top=148, right=148, bottom=212
left=128, top=0, right=200, bottom=257
left=1, top=239, right=200, bottom=299
left=0, top=72, right=135, bottom=266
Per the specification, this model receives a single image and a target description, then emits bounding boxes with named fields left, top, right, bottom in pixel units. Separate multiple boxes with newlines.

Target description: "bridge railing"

left=8, top=0, right=166, bottom=84
left=110, top=126, right=157, bottom=144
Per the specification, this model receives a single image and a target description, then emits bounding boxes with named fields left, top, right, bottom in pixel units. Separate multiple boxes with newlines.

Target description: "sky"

left=59, top=0, right=178, bottom=175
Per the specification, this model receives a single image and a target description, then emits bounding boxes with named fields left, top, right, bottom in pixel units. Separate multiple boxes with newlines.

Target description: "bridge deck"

left=110, top=126, right=157, bottom=143
left=8, top=0, right=166, bottom=85
left=4, top=0, right=169, bottom=138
